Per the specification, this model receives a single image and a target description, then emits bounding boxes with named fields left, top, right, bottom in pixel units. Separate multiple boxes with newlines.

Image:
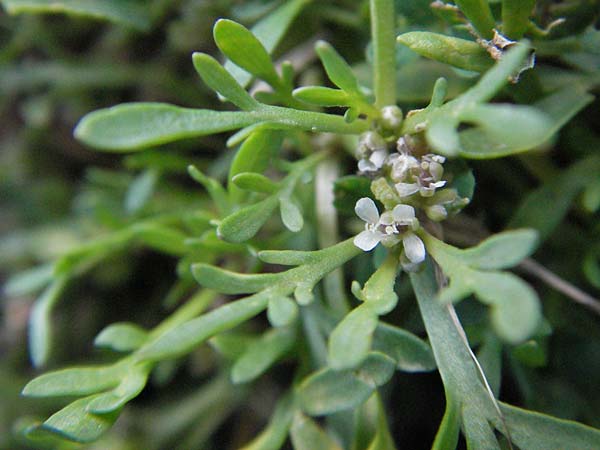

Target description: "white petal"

left=354, top=230, right=382, bottom=251
left=403, top=233, right=426, bottom=263
left=432, top=180, right=447, bottom=188
left=358, top=159, right=376, bottom=172
left=395, top=182, right=420, bottom=197
left=392, top=204, right=416, bottom=222
left=370, top=149, right=388, bottom=168
left=355, top=197, right=380, bottom=224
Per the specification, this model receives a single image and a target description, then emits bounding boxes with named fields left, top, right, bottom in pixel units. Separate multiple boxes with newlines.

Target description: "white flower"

left=358, top=148, right=388, bottom=173
left=388, top=151, right=419, bottom=182
left=356, top=131, right=388, bottom=174
left=394, top=152, right=447, bottom=198
left=353, top=198, right=426, bottom=267
left=354, top=197, right=389, bottom=251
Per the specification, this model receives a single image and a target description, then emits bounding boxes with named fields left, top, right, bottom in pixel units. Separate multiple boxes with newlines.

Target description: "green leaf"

left=502, top=0, right=536, bottom=40
left=456, top=229, right=539, bottom=270
left=188, top=165, right=231, bottom=215
left=267, top=296, right=299, bottom=327
left=472, top=271, right=541, bottom=344
left=132, top=223, right=188, bottom=256
left=240, top=394, right=295, bottom=450
left=290, top=412, right=342, bottom=450
left=372, top=323, right=436, bottom=372
left=22, top=364, right=123, bottom=397
left=74, top=103, right=258, bottom=152
left=224, top=0, right=312, bottom=88
left=457, top=104, right=554, bottom=159
left=397, top=32, right=492, bottom=72
left=3, top=263, right=54, bottom=297
left=94, top=322, right=149, bottom=352
left=279, top=196, right=304, bottom=232
left=28, top=276, right=69, bottom=368
left=192, top=53, right=259, bottom=111
left=124, top=169, right=159, bottom=214
left=41, top=395, right=120, bottom=443
left=454, top=0, right=496, bottom=39
left=86, top=367, right=149, bottom=413
left=328, top=304, right=378, bottom=370
left=232, top=172, right=279, bottom=194
left=353, top=252, right=399, bottom=315
left=497, top=402, right=600, bottom=450
left=192, top=264, right=281, bottom=294
left=298, top=352, right=395, bottom=416
left=217, top=195, right=279, bottom=243
left=136, top=292, right=271, bottom=362
left=315, top=41, right=362, bottom=95
left=214, top=19, right=279, bottom=86
left=228, top=129, right=283, bottom=202
left=1, top=0, right=151, bottom=31
left=76, top=102, right=367, bottom=152
left=258, top=249, right=319, bottom=266
left=293, top=86, right=350, bottom=107
left=231, top=327, right=295, bottom=384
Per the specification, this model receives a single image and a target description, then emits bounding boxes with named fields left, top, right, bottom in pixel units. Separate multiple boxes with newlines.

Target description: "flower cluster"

left=354, top=197, right=425, bottom=270
left=352, top=131, right=469, bottom=271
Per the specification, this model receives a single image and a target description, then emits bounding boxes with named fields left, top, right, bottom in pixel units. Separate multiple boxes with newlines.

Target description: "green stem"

left=502, top=0, right=535, bottom=40
left=370, top=0, right=397, bottom=108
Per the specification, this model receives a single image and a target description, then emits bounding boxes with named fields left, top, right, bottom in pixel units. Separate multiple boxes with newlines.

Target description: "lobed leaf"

left=75, top=103, right=258, bottom=152
left=217, top=195, right=280, bottom=243
left=501, top=0, right=536, bottom=40
left=293, top=86, right=350, bottom=107
left=279, top=196, right=304, bottom=232
left=315, top=41, right=362, bottom=95
left=232, top=173, right=279, bottom=194
left=472, top=271, right=541, bottom=343
left=86, top=367, right=150, bottom=414
left=192, top=264, right=281, bottom=294
left=224, top=0, right=312, bottom=88
left=192, top=53, right=259, bottom=111
left=228, top=129, right=284, bottom=201
left=397, top=32, right=492, bottom=72
left=298, top=352, right=395, bottom=416
left=41, top=395, right=120, bottom=443
left=372, top=323, right=436, bottom=372
left=28, top=276, right=69, bottom=368
left=22, top=364, right=124, bottom=397
left=124, top=169, right=159, bottom=214
left=497, top=402, right=600, bottom=449
left=456, top=229, right=538, bottom=270
left=454, top=0, right=496, bottom=39
left=328, top=304, right=378, bottom=370
left=355, top=253, right=399, bottom=315
left=94, top=322, right=149, bottom=352
left=214, top=19, right=279, bottom=86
